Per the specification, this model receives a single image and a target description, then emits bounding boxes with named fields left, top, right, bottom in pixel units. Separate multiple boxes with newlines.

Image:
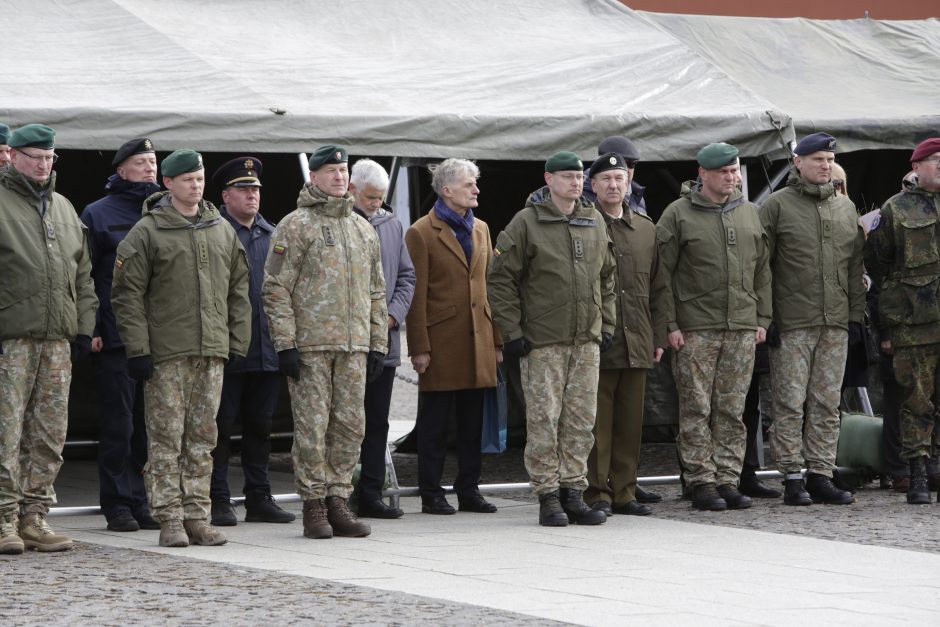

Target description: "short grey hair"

left=429, top=158, right=480, bottom=195
left=349, top=158, right=390, bottom=190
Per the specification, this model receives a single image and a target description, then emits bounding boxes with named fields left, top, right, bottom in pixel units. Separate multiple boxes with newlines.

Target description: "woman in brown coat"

left=405, top=158, right=502, bottom=515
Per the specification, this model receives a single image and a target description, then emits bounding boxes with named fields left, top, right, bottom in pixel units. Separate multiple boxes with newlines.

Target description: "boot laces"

left=28, top=513, right=54, bottom=535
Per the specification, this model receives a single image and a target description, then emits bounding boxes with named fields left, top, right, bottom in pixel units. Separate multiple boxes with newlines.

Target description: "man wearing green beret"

left=760, top=132, right=862, bottom=507
left=262, top=144, right=387, bottom=539
left=487, top=150, right=616, bottom=527
left=655, top=142, right=771, bottom=512
left=0, top=123, right=11, bottom=171
left=111, top=148, right=251, bottom=548
left=0, top=123, right=98, bottom=554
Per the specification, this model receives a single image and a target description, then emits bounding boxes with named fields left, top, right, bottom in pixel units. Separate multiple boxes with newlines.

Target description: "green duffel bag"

left=836, top=412, right=887, bottom=475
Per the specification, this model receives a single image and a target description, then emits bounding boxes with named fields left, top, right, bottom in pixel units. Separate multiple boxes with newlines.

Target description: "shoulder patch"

left=272, top=243, right=287, bottom=255
left=114, top=258, right=123, bottom=269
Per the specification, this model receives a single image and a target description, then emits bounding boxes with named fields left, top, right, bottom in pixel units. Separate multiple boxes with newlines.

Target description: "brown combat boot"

left=0, top=517, right=25, bottom=555
left=302, top=499, right=333, bottom=539
left=325, top=496, right=371, bottom=537
left=183, top=519, right=227, bottom=546
left=18, top=512, right=73, bottom=552
left=159, top=519, right=189, bottom=547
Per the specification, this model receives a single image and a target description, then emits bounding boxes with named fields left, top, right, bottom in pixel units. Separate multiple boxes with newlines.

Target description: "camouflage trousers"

left=0, top=339, right=70, bottom=520
left=673, top=330, right=753, bottom=487
left=144, top=356, right=224, bottom=522
left=892, top=343, right=940, bottom=460
left=521, top=343, right=599, bottom=496
left=289, top=351, right=366, bottom=500
left=769, top=326, right=847, bottom=477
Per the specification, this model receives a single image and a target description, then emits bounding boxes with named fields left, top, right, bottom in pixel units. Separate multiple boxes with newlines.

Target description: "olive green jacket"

left=0, top=167, right=97, bottom=342
left=864, top=186, right=940, bottom=347
left=111, top=192, right=251, bottom=363
left=656, top=184, right=771, bottom=332
left=600, top=203, right=668, bottom=369
left=487, top=187, right=616, bottom=348
left=760, top=169, right=865, bottom=331
left=262, top=184, right=387, bottom=354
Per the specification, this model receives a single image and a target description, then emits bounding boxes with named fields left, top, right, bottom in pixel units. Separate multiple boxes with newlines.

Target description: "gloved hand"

left=225, top=352, right=245, bottom=371
left=278, top=348, right=300, bottom=379
left=71, top=334, right=92, bottom=363
left=765, top=323, right=781, bottom=348
left=366, top=351, right=386, bottom=383
left=502, top=337, right=532, bottom=358
left=848, top=321, right=864, bottom=348
left=599, top=332, right=614, bottom=353
left=127, top=355, right=154, bottom=381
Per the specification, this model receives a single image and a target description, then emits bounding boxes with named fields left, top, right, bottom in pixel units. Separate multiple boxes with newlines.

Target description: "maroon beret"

left=911, top=137, right=940, bottom=163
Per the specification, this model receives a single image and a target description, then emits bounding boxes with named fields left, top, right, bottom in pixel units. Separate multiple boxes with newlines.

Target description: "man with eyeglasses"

left=0, top=124, right=98, bottom=554
left=0, top=124, right=12, bottom=171
left=865, top=137, right=940, bottom=505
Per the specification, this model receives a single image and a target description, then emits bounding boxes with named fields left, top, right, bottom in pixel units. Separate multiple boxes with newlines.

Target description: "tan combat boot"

left=302, top=499, right=333, bottom=539
left=325, top=496, right=371, bottom=537
left=182, top=519, right=227, bottom=546
left=159, top=519, right=189, bottom=547
left=0, top=517, right=25, bottom=554
left=18, top=512, right=73, bottom=552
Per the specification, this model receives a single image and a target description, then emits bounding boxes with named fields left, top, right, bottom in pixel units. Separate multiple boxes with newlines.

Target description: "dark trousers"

left=416, top=389, right=484, bottom=501
left=210, top=371, right=281, bottom=502
left=357, top=366, right=396, bottom=501
left=742, top=373, right=762, bottom=473
left=94, top=349, right=148, bottom=517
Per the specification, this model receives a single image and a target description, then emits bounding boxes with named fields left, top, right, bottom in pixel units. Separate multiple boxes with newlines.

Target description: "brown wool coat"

left=405, top=210, right=500, bottom=392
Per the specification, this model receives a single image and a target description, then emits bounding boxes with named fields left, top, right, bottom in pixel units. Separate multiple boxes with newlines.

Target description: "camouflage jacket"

left=262, top=184, right=388, bottom=354
left=864, top=187, right=940, bottom=347
left=111, top=192, right=251, bottom=363
left=487, top=187, right=616, bottom=348
left=760, top=169, right=865, bottom=331
left=0, top=167, right=97, bottom=342
left=656, top=185, right=772, bottom=332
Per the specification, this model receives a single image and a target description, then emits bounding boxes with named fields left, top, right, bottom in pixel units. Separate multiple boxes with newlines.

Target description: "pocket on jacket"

left=879, top=275, right=940, bottom=326
left=428, top=304, right=457, bottom=326
left=900, top=218, right=940, bottom=269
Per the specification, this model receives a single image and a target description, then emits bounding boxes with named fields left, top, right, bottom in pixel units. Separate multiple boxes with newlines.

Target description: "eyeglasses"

left=17, top=150, right=58, bottom=164
left=919, top=156, right=940, bottom=167
left=625, top=160, right=638, bottom=169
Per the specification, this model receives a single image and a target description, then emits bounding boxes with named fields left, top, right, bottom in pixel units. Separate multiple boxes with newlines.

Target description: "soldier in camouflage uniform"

left=0, top=124, right=97, bottom=554
left=488, top=151, right=616, bottom=527
left=262, top=145, right=387, bottom=539
left=865, top=137, right=940, bottom=504
left=761, top=132, right=865, bottom=506
left=112, top=149, right=251, bottom=548
left=656, top=143, right=771, bottom=512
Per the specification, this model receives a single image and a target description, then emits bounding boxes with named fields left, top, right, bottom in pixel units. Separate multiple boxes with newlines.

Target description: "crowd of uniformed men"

left=1, top=119, right=939, bottom=553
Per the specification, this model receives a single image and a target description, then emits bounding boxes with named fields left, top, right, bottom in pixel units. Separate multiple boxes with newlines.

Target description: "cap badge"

left=143, top=139, right=152, bottom=150
left=609, top=156, right=617, bottom=165
left=335, top=151, right=342, bottom=160
left=827, top=139, right=836, bottom=149
left=244, top=159, right=253, bottom=170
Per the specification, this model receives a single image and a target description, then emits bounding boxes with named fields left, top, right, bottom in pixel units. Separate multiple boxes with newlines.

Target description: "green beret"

left=545, top=151, right=583, bottom=173
left=9, top=124, right=55, bottom=149
left=696, top=143, right=739, bottom=169
left=0, top=123, right=10, bottom=145
left=309, top=144, right=348, bottom=171
left=161, top=149, right=204, bottom=178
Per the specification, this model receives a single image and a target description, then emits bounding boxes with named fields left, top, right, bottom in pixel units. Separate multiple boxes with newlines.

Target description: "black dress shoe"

left=458, top=494, right=497, bottom=513
left=107, top=509, right=140, bottom=532
left=358, top=498, right=404, bottom=519
left=635, top=486, right=662, bottom=503
left=421, top=495, right=456, bottom=515
left=590, top=501, right=613, bottom=517
left=612, top=500, right=652, bottom=516
left=133, top=507, right=161, bottom=530
left=211, top=501, right=238, bottom=526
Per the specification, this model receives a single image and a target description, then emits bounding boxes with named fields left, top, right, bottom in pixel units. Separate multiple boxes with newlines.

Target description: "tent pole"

left=754, top=162, right=790, bottom=206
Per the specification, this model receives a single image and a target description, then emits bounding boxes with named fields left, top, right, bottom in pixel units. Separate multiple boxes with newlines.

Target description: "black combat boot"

left=739, top=468, right=782, bottom=498
left=538, top=490, right=569, bottom=527
left=691, top=483, right=727, bottom=511
left=805, top=472, right=855, bottom=505
left=559, top=488, right=606, bottom=525
left=716, top=484, right=752, bottom=510
left=783, top=475, right=812, bottom=506
left=245, top=491, right=296, bottom=523
left=908, top=457, right=931, bottom=505
left=210, top=500, right=238, bottom=526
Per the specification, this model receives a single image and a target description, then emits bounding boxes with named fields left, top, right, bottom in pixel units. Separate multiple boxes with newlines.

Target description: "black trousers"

left=210, top=371, right=281, bottom=501
left=416, top=388, right=484, bottom=501
left=357, top=366, right=396, bottom=501
left=93, top=349, right=148, bottom=517
left=742, top=373, right=762, bottom=473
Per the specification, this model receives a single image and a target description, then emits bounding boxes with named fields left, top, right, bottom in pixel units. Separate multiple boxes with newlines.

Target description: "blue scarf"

left=434, top=198, right=474, bottom=265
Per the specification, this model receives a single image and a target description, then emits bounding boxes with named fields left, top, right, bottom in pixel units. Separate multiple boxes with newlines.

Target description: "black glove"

left=502, top=337, right=532, bottom=358
left=225, top=352, right=245, bottom=371
left=765, top=323, right=781, bottom=348
left=848, top=321, right=864, bottom=348
left=599, top=332, right=614, bottom=353
left=278, top=348, right=300, bottom=379
left=366, top=351, right=386, bottom=383
left=127, top=355, right=154, bottom=381
left=70, top=334, right=92, bottom=363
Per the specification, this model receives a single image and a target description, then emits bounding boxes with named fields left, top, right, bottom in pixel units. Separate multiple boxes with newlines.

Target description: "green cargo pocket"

left=900, top=218, right=940, bottom=269
left=879, top=275, right=940, bottom=326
